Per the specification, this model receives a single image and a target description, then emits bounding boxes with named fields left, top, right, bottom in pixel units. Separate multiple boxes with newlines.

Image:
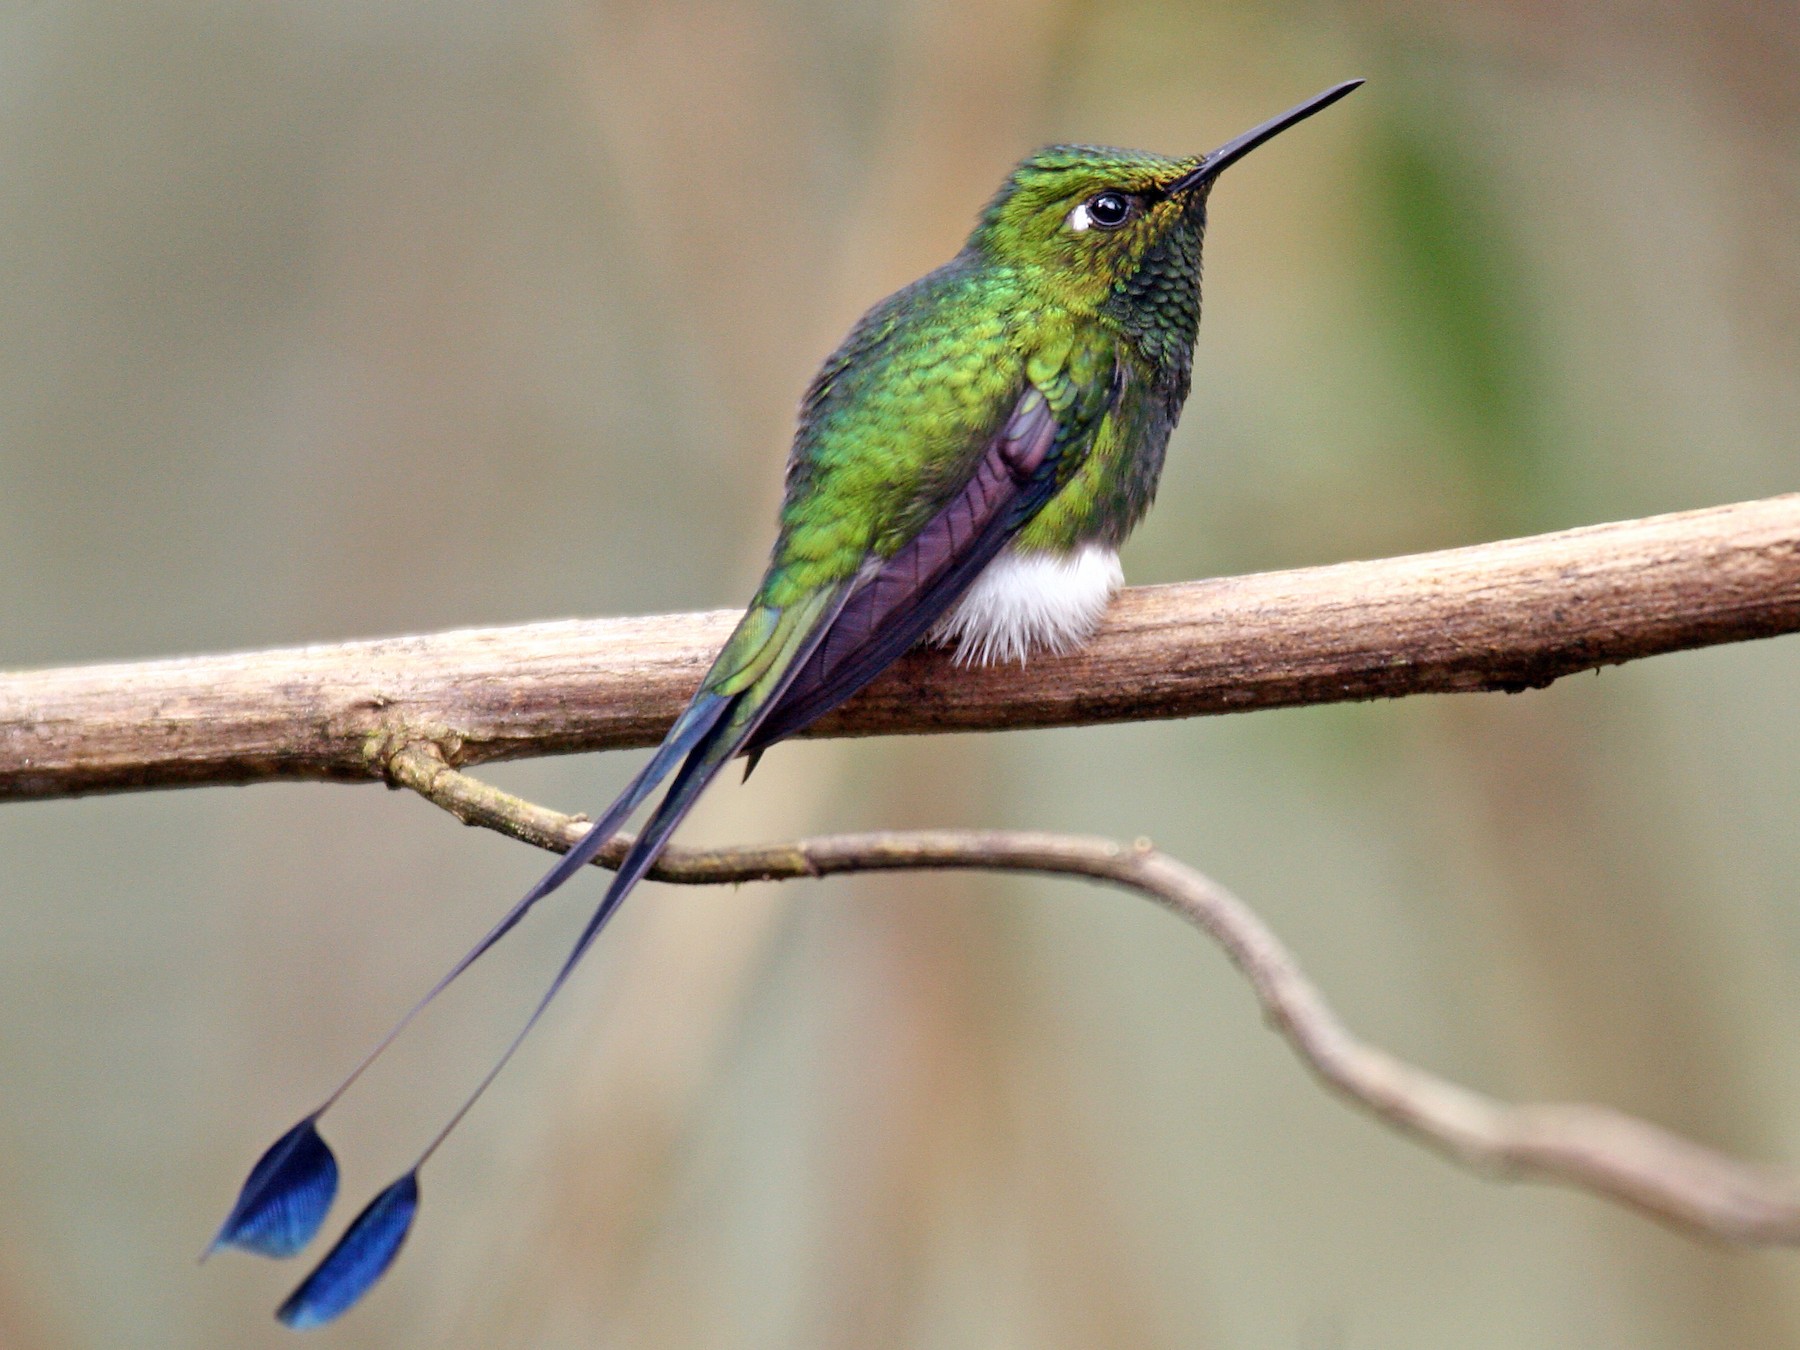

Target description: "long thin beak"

left=1167, top=78, right=1364, bottom=197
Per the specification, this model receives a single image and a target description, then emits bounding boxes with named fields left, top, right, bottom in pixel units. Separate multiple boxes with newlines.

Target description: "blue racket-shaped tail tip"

left=276, top=1173, right=420, bottom=1329
left=206, top=1117, right=339, bottom=1260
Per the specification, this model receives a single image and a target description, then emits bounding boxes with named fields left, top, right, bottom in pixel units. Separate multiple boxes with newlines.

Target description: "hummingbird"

left=207, top=78, right=1362, bottom=1326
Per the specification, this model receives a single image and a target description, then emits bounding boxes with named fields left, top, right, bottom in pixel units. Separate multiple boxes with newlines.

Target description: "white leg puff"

left=929, top=543, right=1123, bottom=666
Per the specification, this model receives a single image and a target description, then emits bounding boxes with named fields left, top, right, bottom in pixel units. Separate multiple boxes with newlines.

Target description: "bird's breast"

left=928, top=544, right=1122, bottom=666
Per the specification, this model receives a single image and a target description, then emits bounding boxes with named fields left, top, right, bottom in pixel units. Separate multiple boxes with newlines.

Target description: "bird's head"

left=970, top=81, right=1362, bottom=311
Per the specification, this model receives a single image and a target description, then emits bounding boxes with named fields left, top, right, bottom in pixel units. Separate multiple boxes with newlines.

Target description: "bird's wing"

left=742, top=381, right=1075, bottom=751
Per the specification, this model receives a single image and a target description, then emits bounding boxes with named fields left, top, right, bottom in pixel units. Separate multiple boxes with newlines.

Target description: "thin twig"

left=4, top=493, right=1798, bottom=799
left=388, top=741, right=1800, bottom=1246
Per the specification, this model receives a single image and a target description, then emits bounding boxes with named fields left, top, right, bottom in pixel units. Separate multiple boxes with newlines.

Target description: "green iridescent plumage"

left=219, top=82, right=1361, bottom=1329
left=772, top=146, right=1202, bottom=581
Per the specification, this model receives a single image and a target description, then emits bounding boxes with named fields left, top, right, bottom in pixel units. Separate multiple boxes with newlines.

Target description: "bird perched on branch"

left=207, top=78, right=1363, bottom=1326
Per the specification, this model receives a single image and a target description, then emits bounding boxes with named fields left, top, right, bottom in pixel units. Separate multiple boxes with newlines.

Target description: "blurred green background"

left=2, top=2, right=1798, bottom=1346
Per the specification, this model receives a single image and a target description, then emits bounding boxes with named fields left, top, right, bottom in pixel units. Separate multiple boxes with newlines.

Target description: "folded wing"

left=744, top=382, right=1068, bottom=751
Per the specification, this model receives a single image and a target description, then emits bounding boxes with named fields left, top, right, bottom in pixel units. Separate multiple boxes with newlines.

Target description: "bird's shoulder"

left=799, top=254, right=1017, bottom=429
left=796, top=259, right=1124, bottom=467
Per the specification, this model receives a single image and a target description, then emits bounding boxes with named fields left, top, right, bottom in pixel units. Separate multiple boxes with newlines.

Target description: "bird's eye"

left=1069, top=191, right=1135, bottom=233
left=1089, top=192, right=1132, bottom=226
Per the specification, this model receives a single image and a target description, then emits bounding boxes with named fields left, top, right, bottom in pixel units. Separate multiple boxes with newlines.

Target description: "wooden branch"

left=4, top=494, right=1797, bottom=800
left=388, top=743, right=1800, bottom=1245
